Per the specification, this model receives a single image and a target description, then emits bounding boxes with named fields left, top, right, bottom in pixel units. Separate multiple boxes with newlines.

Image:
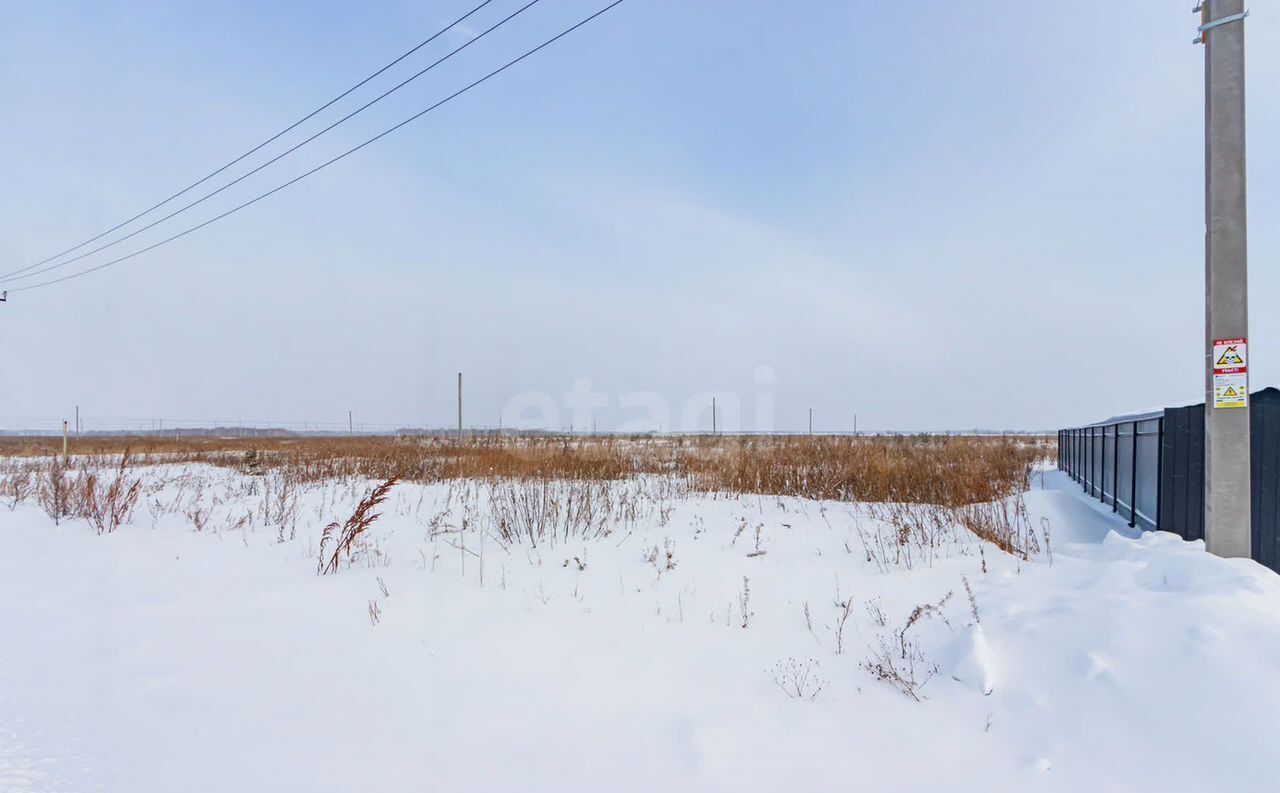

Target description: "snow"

left=940, top=624, right=1000, bottom=695
left=2, top=466, right=1279, bottom=792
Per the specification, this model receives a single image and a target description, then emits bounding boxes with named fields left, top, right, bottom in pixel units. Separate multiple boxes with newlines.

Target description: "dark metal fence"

left=1057, top=387, right=1280, bottom=573
left=1058, top=413, right=1163, bottom=532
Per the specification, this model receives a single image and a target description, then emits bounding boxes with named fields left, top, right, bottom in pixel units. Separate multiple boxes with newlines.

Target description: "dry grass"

left=0, top=434, right=1053, bottom=508
left=681, top=434, right=1043, bottom=506
left=78, top=452, right=143, bottom=535
left=862, top=592, right=954, bottom=701
left=318, top=476, right=399, bottom=575
left=1, top=435, right=1054, bottom=559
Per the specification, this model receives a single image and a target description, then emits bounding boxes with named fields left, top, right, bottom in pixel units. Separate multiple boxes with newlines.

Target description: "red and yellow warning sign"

left=1212, top=337, right=1248, bottom=409
left=1212, top=337, right=1247, bottom=373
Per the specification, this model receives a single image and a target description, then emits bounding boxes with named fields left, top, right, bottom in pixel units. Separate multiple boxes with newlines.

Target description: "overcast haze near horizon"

left=1, top=0, right=1277, bottom=433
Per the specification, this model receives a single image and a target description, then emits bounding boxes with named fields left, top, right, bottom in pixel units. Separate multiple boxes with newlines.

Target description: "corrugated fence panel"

left=1092, top=427, right=1104, bottom=497
left=1253, top=403, right=1280, bottom=570
left=1160, top=404, right=1206, bottom=543
left=1101, top=425, right=1114, bottom=506
left=1116, top=422, right=1135, bottom=522
left=1134, top=418, right=1161, bottom=530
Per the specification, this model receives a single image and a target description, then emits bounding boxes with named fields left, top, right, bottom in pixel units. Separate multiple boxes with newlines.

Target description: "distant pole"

left=457, top=372, right=463, bottom=441
left=75, top=405, right=80, bottom=435
left=62, top=420, right=68, bottom=459
left=348, top=410, right=353, bottom=437
left=1199, top=0, right=1251, bottom=558
left=712, top=397, right=717, bottom=435
left=854, top=413, right=858, bottom=436
left=808, top=408, right=813, bottom=435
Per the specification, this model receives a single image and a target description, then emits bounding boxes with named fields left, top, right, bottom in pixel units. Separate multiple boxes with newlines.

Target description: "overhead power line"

left=9, top=0, right=629, bottom=294
left=2, top=0, right=544, bottom=286
left=0, top=0, right=498, bottom=283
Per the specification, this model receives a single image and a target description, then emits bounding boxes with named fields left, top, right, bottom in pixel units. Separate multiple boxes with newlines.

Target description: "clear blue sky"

left=1, top=1, right=1277, bottom=432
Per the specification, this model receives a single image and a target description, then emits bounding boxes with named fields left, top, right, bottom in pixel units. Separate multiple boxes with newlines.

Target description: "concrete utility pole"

left=457, top=372, right=463, bottom=441
left=1199, top=0, right=1251, bottom=558
left=808, top=408, right=813, bottom=435
left=711, top=398, right=717, bottom=435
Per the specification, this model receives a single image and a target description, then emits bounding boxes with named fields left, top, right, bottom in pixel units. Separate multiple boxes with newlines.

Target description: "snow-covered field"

left=2, top=464, right=1279, bottom=792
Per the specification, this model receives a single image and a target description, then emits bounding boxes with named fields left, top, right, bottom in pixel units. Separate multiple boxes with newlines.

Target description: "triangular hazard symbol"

left=1223, top=386, right=1239, bottom=397
left=1216, top=346, right=1245, bottom=367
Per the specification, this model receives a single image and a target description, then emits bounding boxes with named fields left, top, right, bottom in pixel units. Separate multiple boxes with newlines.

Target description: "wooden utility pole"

left=457, top=372, right=463, bottom=441
left=1199, top=0, right=1251, bottom=558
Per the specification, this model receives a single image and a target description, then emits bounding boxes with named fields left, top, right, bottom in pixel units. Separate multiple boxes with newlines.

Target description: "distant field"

left=0, top=433, right=1055, bottom=506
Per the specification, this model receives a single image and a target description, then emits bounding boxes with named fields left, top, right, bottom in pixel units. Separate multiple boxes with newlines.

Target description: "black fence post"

left=1098, top=426, right=1104, bottom=501
left=1088, top=426, right=1095, bottom=496
left=1084, top=427, right=1090, bottom=493
left=1155, top=415, right=1165, bottom=532
left=1112, top=423, right=1120, bottom=512
left=1078, top=429, right=1083, bottom=487
left=1129, top=420, right=1138, bottom=527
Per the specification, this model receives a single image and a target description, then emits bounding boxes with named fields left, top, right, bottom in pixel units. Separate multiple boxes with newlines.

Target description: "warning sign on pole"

left=1212, top=337, right=1248, bottom=409
left=1213, top=338, right=1247, bottom=372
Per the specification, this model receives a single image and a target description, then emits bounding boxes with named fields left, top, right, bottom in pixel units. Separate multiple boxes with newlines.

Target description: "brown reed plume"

left=317, top=476, right=399, bottom=575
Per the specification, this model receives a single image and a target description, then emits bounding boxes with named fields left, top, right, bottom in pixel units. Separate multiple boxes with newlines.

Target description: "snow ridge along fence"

left=1057, top=387, right=1280, bottom=573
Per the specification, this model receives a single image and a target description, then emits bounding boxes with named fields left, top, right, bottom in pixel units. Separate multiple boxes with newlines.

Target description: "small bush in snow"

left=1, top=468, right=34, bottom=510
left=241, top=449, right=264, bottom=476
left=954, top=494, right=1039, bottom=560
left=78, top=453, right=143, bottom=535
left=834, top=597, right=855, bottom=655
left=961, top=574, right=981, bottom=625
left=643, top=538, right=677, bottom=576
left=36, top=458, right=74, bottom=525
left=768, top=658, right=826, bottom=701
left=260, top=472, right=300, bottom=543
left=862, top=592, right=953, bottom=701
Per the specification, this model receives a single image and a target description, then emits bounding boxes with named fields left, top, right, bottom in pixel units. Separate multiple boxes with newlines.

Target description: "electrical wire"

left=0, top=0, right=499, bottom=282
left=3, top=0, right=544, bottom=285
left=9, top=0, right=628, bottom=294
